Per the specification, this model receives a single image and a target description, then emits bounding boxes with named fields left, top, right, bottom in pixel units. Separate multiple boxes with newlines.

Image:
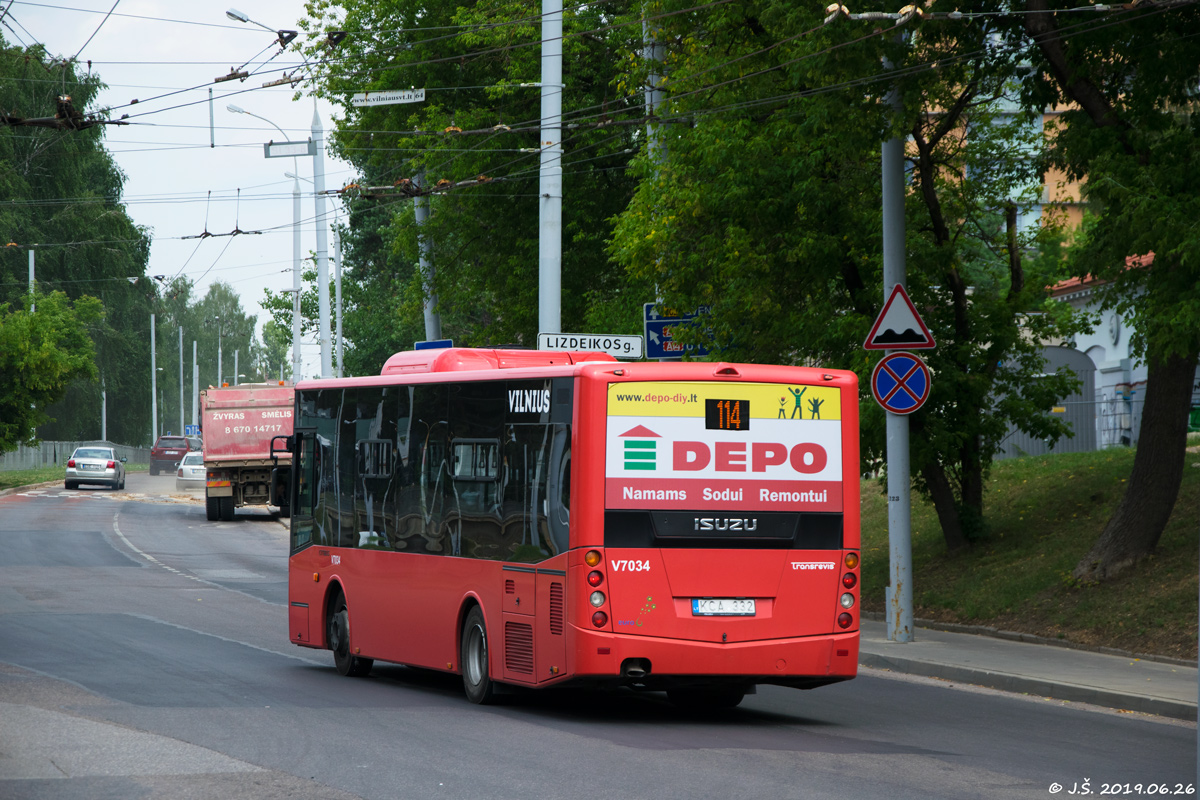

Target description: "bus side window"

left=546, top=424, right=570, bottom=556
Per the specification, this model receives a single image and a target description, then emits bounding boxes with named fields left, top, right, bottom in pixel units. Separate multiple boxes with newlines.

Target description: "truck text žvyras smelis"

left=201, top=384, right=294, bottom=521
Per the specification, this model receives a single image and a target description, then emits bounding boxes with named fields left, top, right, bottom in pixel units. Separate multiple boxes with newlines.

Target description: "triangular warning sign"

left=863, top=285, right=936, bottom=350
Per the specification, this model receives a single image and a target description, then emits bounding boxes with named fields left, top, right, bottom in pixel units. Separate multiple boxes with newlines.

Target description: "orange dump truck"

left=200, top=384, right=294, bottom=521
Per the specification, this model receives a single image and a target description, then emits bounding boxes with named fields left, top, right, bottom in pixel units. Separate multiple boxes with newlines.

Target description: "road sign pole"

left=882, top=49, right=914, bottom=644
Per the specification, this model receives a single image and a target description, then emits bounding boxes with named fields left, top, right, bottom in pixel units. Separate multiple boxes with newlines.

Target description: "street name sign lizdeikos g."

left=537, top=333, right=644, bottom=360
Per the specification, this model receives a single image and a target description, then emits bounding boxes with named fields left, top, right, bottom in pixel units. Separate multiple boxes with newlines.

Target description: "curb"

left=858, top=649, right=1197, bottom=722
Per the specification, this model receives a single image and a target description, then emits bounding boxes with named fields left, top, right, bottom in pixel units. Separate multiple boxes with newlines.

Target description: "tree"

left=0, top=36, right=153, bottom=444
left=608, top=1, right=1088, bottom=549
left=285, top=0, right=642, bottom=368
left=0, top=293, right=103, bottom=452
left=1010, top=2, right=1200, bottom=580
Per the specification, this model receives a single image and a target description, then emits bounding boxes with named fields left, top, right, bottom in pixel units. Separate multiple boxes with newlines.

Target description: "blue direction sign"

left=871, top=352, right=931, bottom=415
left=414, top=339, right=454, bottom=350
left=643, top=303, right=711, bottom=359
left=185, top=424, right=200, bottom=436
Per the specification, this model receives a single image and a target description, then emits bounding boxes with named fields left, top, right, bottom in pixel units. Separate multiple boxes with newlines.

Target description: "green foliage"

left=0, top=36, right=153, bottom=444
left=860, top=447, right=1199, bottom=659
left=608, top=1, right=1088, bottom=546
left=0, top=292, right=102, bottom=452
left=286, top=0, right=643, bottom=369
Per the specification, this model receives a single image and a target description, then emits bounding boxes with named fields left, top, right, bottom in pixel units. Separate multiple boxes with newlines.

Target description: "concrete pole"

left=28, top=249, right=34, bottom=313
left=150, top=313, right=157, bottom=445
left=178, top=326, right=184, bottom=434
left=312, top=106, right=332, bottom=377
left=334, top=226, right=343, bottom=377
left=101, top=375, right=106, bottom=441
left=234, top=349, right=239, bottom=385
left=192, top=340, right=198, bottom=427
left=415, top=172, right=441, bottom=341
left=538, top=0, right=563, bottom=335
left=217, top=327, right=223, bottom=388
left=292, top=175, right=302, bottom=384
left=643, top=14, right=666, bottom=164
left=882, top=52, right=913, bottom=644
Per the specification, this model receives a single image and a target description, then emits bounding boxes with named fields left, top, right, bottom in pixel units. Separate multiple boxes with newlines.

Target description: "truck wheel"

left=461, top=606, right=496, bottom=704
left=205, top=495, right=219, bottom=521
left=218, top=496, right=235, bottom=521
left=328, top=594, right=373, bottom=677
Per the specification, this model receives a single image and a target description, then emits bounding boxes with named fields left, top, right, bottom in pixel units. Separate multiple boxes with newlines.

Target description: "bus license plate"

left=692, top=598, right=755, bottom=616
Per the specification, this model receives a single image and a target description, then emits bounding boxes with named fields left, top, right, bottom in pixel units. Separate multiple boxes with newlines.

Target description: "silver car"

left=65, top=446, right=126, bottom=490
left=175, top=451, right=207, bottom=491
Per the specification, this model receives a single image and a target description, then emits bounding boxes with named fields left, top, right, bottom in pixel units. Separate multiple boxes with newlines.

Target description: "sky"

left=5, top=0, right=359, bottom=379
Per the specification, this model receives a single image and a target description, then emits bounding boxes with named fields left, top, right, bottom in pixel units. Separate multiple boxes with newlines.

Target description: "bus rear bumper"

left=568, top=627, right=859, bottom=690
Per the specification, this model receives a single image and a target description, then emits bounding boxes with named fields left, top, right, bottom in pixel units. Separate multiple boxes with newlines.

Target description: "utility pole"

left=192, top=340, right=198, bottom=427
left=313, top=106, right=333, bottom=377
left=415, top=171, right=441, bottom=341
left=334, top=226, right=343, bottom=377
left=178, top=326, right=184, bottom=434
left=234, top=349, right=239, bottom=385
left=27, top=249, right=34, bottom=313
left=292, top=175, right=302, bottom=384
left=150, top=313, right=157, bottom=445
left=538, top=0, right=563, bottom=335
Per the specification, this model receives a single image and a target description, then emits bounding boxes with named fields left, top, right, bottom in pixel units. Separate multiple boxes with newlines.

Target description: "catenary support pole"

left=150, top=313, right=157, bottom=446
left=292, top=175, right=302, bottom=384
left=101, top=375, right=106, bottom=441
left=415, top=172, right=441, bottom=341
left=192, top=340, right=198, bottom=427
left=28, top=249, right=34, bottom=313
left=312, top=105, right=332, bottom=377
left=178, top=326, right=184, bottom=434
left=234, top=350, right=239, bottom=386
left=538, top=0, right=563, bottom=334
left=334, top=226, right=343, bottom=377
left=882, top=50, right=913, bottom=644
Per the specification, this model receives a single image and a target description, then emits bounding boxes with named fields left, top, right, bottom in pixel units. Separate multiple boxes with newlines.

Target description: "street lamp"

left=225, top=8, right=297, bottom=47
left=229, top=105, right=303, bottom=386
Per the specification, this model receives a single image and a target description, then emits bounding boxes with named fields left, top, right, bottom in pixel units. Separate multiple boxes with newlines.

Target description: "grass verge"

left=0, top=462, right=148, bottom=492
left=861, top=445, right=1199, bottom=660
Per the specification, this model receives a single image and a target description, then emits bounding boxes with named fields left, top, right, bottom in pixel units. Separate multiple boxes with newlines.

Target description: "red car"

left=150, top=435, right=189, bottom=475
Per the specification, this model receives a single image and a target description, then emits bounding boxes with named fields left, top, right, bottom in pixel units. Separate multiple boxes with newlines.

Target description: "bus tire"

left=218, top=496, right=235, bottom=521
left=667, top=685, right=746, bottom=710
left=328, top=594, right=372, bottom=677
left=205, top=494, right=219, bottom=521
left=460, top=606, right=496, bottom=704
left=278, top=503, right=291, bottom=519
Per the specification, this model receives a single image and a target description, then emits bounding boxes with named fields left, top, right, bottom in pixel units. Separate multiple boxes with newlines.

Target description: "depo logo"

left=619, top=425, right=660, bottom=471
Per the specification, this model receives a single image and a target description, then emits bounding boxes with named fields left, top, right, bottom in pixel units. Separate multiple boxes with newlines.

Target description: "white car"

left=175, top=451, right=207, bottom=491
left=65, top=446, right=126, bottom=490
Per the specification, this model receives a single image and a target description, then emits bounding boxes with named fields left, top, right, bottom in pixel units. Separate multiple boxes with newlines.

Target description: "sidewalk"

left=859, top=617, right=1198, bottom=721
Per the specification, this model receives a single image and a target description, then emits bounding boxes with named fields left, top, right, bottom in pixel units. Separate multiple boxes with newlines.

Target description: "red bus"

left=284, top=347, right=860, bottom=707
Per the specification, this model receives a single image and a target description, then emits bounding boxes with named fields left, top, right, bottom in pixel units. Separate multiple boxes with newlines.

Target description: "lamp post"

left=229, top=103, right=303, bottom=385
left=150, top=312, right=157, bottom=445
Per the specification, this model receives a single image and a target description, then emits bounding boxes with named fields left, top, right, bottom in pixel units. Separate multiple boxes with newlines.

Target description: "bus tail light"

left=842, top=573, right=857, bottom=589
left=837, top=612, right=853, bottom=629
left=592, top=611, right=608, bottom=627
left=844, top=552, right=859, bottom=569
left=584, top=550, right=602, bottom=567
left=589, top=591, right=606, bottom=608
left=840, top=593, right=855, bottom=609
left=587, top=571, right=603, bottom=587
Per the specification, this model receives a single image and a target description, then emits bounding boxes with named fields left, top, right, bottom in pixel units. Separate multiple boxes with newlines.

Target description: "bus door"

left=289, top=428, right=318, bottom=644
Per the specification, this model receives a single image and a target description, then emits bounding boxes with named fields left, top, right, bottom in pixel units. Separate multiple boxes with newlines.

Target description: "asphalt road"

left=0, top=474, right=1194, bottom=799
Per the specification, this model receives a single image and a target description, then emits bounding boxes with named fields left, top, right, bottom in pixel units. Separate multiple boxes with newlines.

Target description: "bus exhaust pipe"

left=621, top=658, right=651, bottom=679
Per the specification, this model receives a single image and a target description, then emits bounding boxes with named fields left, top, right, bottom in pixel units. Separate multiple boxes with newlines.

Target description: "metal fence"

left=0, top=441, right=151, bottom=471
left=997, top=398, right=1144, bottom=460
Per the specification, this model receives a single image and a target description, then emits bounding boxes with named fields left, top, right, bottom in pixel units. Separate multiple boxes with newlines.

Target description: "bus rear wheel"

left=460, top=606, right=495, bottom=704
left=667, top=685, right=747, bottom=710
left=328, top=594, right=372, bottom=677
